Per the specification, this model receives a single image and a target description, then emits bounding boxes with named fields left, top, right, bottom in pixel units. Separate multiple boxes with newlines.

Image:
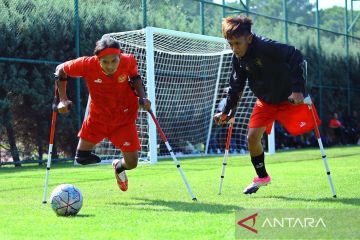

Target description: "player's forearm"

left=54, top=64, right=68, bottom=101
left=129, top=75, right=146, bottom=99
left=290, top=57, right=306, bottom=93
left=57, top=81, right=68, bottom=101
left=222, top=91, right=242, bottom=115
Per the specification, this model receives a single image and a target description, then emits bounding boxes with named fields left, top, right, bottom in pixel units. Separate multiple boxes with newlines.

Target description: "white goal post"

left=83, top=27, right=276, bottom=164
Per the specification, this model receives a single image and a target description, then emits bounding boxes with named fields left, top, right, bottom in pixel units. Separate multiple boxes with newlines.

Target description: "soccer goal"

left=85, top=27, right=266, bottom=164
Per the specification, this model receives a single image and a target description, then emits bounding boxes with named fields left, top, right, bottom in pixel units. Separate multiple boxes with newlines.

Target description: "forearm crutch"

left=147, top=109, right=197, bottom=201
left=304, top=96, right=337, bottom=198
left=218, top=118, right=235, bottom=195
left=42, top=81, right=59, bottom=204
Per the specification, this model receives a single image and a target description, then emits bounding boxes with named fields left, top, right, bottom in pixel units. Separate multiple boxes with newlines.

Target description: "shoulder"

left=64, top=56, right=97, bottom=66
left=253, top=34, right=297, bottom=56
left=82, top=56, right=99, bottom=66
left=254, top=35, right=280, bottom=49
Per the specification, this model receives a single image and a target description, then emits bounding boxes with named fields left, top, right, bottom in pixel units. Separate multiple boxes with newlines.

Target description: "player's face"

left=227, top=34, right=253, bottom=58
left=99, top=54, right=120, bottom=76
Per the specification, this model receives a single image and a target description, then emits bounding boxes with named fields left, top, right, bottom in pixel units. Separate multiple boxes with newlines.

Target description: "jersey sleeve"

left=128, top=55, right=139, bottom=78
left=222, top=55, right=247, bottom=115
left=63, top=57, right=87, bottom=77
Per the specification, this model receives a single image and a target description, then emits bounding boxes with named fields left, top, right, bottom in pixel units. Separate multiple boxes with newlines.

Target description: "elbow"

left=55, top=64, right=67, bottom=80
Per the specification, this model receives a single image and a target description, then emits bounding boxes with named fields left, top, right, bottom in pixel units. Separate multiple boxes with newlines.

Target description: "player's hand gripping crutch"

left=218, top=117, right=235, bottom=195
left=304, top=96, right=337, bottom=198
left=140, top=100, right=197, bottom=201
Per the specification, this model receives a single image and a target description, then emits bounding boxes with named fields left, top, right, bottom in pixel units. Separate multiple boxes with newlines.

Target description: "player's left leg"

left=109, top=123, right=140, bottom=191
left=243, top=126, right=271, bottom=194
left=112, top=152, right=138, bottom=192
left=243, top=99, right=276, bottom=194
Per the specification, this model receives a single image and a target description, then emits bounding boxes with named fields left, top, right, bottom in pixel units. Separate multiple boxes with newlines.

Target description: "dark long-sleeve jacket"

left=223, top=34, right=305, bottom=115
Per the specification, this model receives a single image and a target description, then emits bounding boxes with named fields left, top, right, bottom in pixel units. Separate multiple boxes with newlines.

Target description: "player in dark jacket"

left=214, top=15, right=319, bottom=194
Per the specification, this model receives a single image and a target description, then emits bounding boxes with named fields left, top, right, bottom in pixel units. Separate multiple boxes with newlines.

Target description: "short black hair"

left=222, top=15, right=253, bottom=39
left=93, top=36, right=120, bottom=55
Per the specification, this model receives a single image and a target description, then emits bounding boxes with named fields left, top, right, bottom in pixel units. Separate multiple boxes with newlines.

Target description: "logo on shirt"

left=118, top=75, right=127, bottom=83
left=94, top=78, right=103, bottom=83
left=299, top=121, right=307, bottom=128
left=123, top=141, right=131, bottom=147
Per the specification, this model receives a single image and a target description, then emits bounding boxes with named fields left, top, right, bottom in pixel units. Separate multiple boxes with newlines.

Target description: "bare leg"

left=120, top=151, right=138, bottom=170
left=247, top=127, right=266, bottom=157
left=243, top=126, right=271, bottom=194
left=77, top=138, right=96, bottom=151
left=113, top=151, right=138, bottom=192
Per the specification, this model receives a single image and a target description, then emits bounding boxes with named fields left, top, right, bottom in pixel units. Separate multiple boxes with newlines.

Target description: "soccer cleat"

left=243, top=175, right=271, bottom=194
left=112, top=159, right=128, bottom=191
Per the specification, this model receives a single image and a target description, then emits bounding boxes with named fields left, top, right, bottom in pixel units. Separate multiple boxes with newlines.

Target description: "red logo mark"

left=237, top=213, right=258, bottom=233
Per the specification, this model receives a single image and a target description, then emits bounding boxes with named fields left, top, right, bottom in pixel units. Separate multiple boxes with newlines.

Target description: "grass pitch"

left=0, top=146, right=359, bottom=240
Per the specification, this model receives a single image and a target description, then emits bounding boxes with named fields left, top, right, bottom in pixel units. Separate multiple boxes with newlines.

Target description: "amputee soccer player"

left=214, top=16, right=320, bottom=194
left=54, top=36, right=151, bottom=192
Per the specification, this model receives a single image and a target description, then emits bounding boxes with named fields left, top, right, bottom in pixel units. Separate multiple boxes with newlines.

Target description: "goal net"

left=86, top=27, right=257, bottom=164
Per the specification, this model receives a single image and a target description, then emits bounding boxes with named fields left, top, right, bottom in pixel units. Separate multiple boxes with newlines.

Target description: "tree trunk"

left=4, top=111, right=21, bottom=167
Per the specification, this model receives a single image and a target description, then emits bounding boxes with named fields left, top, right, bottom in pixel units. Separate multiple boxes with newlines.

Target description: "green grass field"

left=0, top=146, right=359, bottom=240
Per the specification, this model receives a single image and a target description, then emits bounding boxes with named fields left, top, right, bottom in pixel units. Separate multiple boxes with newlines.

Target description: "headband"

left=96, top=48, right=121, bottom=58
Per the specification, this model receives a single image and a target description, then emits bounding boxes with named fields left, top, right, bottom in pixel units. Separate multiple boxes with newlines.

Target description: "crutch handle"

left=52, top=102, right=72, bottom=113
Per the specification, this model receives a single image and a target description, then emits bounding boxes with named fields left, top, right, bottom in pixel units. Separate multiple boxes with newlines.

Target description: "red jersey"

left=63, top=54, right=139, bottom=125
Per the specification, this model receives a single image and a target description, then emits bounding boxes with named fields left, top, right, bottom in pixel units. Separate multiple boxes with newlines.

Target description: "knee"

left=124, top=156, right=138, bottom=170
left=247, top=133, right=261, bottom=147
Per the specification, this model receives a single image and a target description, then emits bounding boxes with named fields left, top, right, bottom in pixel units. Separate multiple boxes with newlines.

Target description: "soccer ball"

left=50, top=184, right=83, bottom=216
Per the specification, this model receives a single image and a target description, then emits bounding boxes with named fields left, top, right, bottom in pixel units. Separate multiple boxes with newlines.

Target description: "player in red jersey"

left=54, top=36, right=151, bottom=192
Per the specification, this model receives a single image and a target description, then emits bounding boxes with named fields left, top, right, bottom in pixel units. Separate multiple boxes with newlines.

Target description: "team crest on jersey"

left=299, top=121, right=307, bottom=128
left=94, top=78, right=102, bottom=83
left=118, top=75, right=127, bottom=83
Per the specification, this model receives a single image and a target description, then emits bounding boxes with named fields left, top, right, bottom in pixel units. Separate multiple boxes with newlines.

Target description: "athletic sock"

left=115, top=160, right=128, bottom=174
left=251, top=152, right=268, bottom=178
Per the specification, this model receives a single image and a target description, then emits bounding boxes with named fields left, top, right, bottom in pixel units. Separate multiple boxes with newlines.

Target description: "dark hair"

left=93, top=36, right=120, bottom=55
left=222, top=15, right=253, bottom=39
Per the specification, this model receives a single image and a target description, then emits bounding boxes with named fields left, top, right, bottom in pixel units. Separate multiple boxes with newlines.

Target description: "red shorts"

left=78, top=117, right=140, bottom=152
left=249, top=99, right=320, bottom=136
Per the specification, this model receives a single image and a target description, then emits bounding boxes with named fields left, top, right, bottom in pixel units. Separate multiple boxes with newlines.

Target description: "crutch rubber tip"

left=333, top=195, right=337, bottom=198
left=42, top=201, right=47, bottom=204
left=192, top=198, right=197, bottom=201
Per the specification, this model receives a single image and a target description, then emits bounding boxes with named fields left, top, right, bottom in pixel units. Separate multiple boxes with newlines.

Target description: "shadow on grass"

left=254, top=195, right=360, bottom=207
left=107, top=198, right=243, bottom=214
left=0, top=177, right=112, bottom=193
left=0, top=162, right=92, bottom=173
left=75, top=214, right=96, bottom=218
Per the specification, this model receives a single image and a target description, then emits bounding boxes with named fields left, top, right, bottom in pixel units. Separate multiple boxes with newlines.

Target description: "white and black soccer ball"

left=50, top=184, right=83, bottom=216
